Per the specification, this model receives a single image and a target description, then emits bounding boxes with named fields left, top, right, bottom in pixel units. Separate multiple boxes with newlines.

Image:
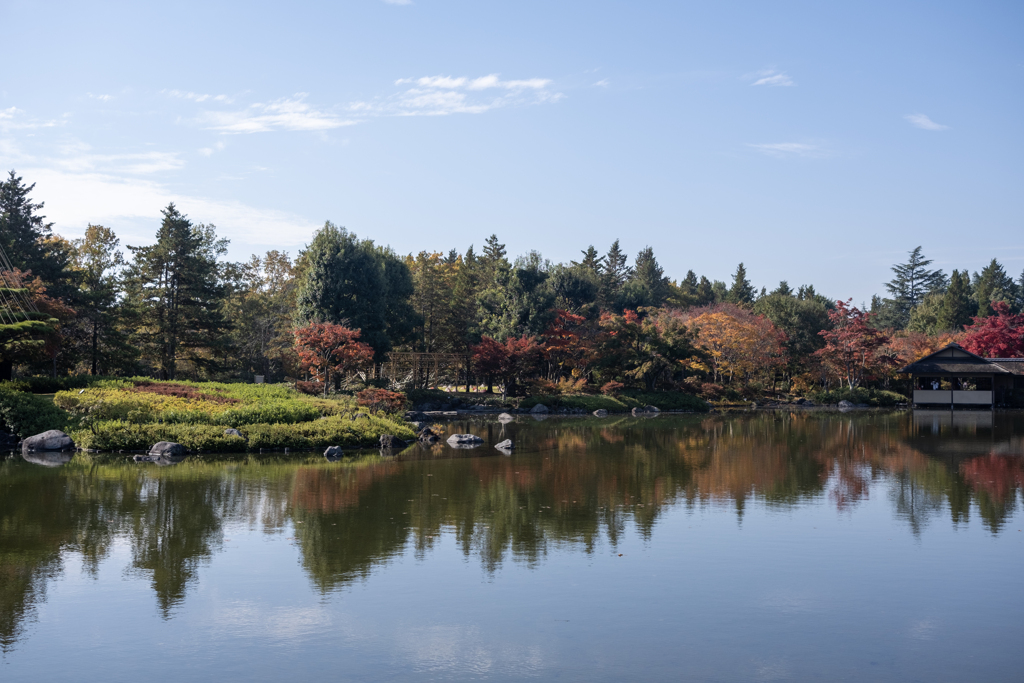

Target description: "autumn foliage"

left=293, top=323, right=375, bottom=396
left=815, top=300, right=892, bottom=389
left=471, top=335, right=544, bottom=395
left=960, top=302, right=1024, bottom=357
left=355, top=388, right=408, bottom=413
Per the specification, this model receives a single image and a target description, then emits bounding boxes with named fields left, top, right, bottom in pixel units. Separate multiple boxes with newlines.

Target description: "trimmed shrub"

left=72, top=421, right=247, bottom=452
left=0, top=385, right=72, bottom=437
left=521, top=391, right=709, bottom=413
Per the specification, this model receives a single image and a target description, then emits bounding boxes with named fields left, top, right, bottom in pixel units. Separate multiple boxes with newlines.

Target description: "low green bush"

left=3, top=375, right=116, bottom=394
left=244, top=414, right=415, bottom=450
left=810, top=387, right=907, bottom=407
left=72, top=421, right=248, bottom=452
left=0, top=385, right=72, bottom=437
left=72, top=414, right=414, bottom=453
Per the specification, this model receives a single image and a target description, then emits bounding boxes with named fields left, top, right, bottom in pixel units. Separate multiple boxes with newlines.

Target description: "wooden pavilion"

left=899, top=343, right=1024, bottom=409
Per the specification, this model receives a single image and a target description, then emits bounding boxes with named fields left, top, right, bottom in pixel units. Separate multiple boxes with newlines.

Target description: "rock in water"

left=498, top=412, right=515, bottom=423
left=495, top=439, right=514, bottom=454
left=592, top=409, right=608, bottom=417
left=644, top=405, right=660, bottom=413
left=148, top=441, right=186, bottom=458
left=224, top=428, right=244, bottom=438
left=379, top=434, right=407, bottom=449
left=447, top=433, right=484, bottom=447
left=324, top=445, right=343, bottom=459
left=22, top=430, right=75, bottom=452
left=133, top=453, right=184, bottom=467
left=529, top=404, right=549, bottom=414
left=838, top=400, right=855, bottom=408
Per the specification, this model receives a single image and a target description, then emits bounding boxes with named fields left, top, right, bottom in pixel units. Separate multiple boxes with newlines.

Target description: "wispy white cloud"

left=87, top=93, right=114, bottom=102
left=198, top=141, right=226, bottom=157
left=0, top=106, right=62, bottom=131
left=750, top=69, right=795, bottom=87
left=357, top=74, right=561, bottom=116
left=594, top=79, right=610, bottom=88
left=382, top=0, right=412, bottom=4
left=164, top=89, right=234, bottom=104
left=198, top=95, right=357, bottom=133
left=904, top=113, right=949, bottom=131
left=748, top=142, right=828, bottom=158
left=21, top=167, right=318, bottom=248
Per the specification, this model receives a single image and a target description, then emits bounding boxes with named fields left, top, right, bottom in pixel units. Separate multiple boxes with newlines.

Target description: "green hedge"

left=521, top=391, right=709, bottom=413
left=0, top=385, right=72, bottom=437
left=3, top=375, right=116, bottom=394
left=72, top=414, right=415, bottom=453
left=810, top=387, right=907, bottom=407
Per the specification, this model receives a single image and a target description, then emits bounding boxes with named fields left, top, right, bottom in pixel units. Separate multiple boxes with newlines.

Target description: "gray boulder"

left=22, top=430, right=74, bottom=452
left=498, top=412, right=515, bottom=423
left=447, top=433, right=484, bottom=447
left=149, top=441, right=186, bottom=457
left=379, top=434, right=407, bottom=449
left=224, top=428, right=244, bottom=438
left=324, top=445, right=343, bottom=459
left=22, top=451, right=72, bottom=467
left=837, top=400, right=855, bottom=408
left=644, top=405, right=661, bottom=413
left=495, top=439, right=514, bottom=453
left=530, top=403, right=549, bottom=414
left=592, top=409, right=608, bottom=417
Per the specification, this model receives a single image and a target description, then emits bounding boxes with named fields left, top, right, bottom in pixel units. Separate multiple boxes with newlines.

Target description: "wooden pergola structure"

left=382, top=352, right=472, bottom=391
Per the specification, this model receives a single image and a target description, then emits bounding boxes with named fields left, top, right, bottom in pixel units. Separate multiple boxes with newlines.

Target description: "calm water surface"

left=2, top=411, right=1023, bottom=682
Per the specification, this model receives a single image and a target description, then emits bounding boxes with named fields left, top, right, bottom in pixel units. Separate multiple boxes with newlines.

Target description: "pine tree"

left=573, top=246, right=604, bottom=274
left=726, top=263, right=755, bottom=306
left=621, top=246, right=670, bottom=308
left=126, top=204, right=229, bottom=379
left=936, top=269, right=975, bottom=331
left=882, top=246, right=946, bottom=328
left=973, top=258, right=1016, bottom=317
left=599, top=240, right=631, bottom=309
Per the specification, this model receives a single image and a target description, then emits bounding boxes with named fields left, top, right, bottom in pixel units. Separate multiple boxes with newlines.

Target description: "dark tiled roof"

left=900, top=359, right=1011, bottom=374
left=992, top=359, right=1024, bottom=375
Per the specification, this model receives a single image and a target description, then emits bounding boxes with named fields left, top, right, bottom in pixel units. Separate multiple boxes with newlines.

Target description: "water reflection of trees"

left=1, top=411, right=1022, bottom=649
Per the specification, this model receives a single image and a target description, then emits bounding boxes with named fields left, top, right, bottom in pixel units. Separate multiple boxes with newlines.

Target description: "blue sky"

left=1, top=0, right=1021, bottom=303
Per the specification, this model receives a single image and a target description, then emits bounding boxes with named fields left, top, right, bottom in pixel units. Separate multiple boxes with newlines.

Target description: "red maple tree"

left=815, top=299, right=891, bottom=389
left=471, top=335, right=543, bottom=396
left=293, top=323, right=374, bottom=396
left=960, top=301, right=1024, bottom=358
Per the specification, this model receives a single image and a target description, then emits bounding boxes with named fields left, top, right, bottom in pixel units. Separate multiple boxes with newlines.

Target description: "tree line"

left=1, top=170, right=1022, bottom=397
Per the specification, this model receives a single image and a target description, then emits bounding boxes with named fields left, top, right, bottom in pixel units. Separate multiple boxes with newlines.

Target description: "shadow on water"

left=1, top=410, right=1022, bottom=650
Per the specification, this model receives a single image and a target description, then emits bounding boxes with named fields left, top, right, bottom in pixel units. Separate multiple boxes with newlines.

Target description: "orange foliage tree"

left=293, top=322, right=374, bottom=396
left=598, top=308, right=700, bottom=391
left=960, top=301, right=1024, bottom=357
left=685, top=304, right=787, bottom=386
left=542, top=310, right=600, bottom=383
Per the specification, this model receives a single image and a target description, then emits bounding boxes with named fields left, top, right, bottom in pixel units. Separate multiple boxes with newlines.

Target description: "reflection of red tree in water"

left=960, top=455, right=1024, bottom=504
left=293, top=463, right=401, bottom=513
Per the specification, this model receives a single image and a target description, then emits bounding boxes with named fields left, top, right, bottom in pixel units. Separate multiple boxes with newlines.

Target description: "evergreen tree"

left=936, top=269, right=975, bottom=331
left=126, top=204, right=229, bottom=379
left=477, top=251, right=554, bottom=339
left=695, top=276, right=716, bottom=307
left=295, top=222, right=417, bottom=360
left=573, top=245, right=604, bottom=274
left=973, top=258, right=1016, bottom=316
left=882, top=246, right=946, bottom=328
left=726, top=263, right=755, bottom=306
left=621, top=246, right=670, bottom=309
left=548, top=263, right=600, bottom=315
left=0, top=171, right=70, bottom=294
left=599, top=240, right=631, bottom=309
left=772, top=281, right=793, bottom=297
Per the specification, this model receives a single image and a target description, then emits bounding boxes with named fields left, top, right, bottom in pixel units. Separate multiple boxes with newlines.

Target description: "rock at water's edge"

left=149, top=441, right=187, bottom=457
left=380, top=434, right=407, bottom=449
left=593, top=409, right=608, bottom=417
left=837, top=400, right=855, bottom=408
left=324, top=445, right=343, bottom=459
left=495, top=439, right=514, bottom=452
left=224, top=428, right=244, bottom=438
left=22, top=430, right=75, bottom=452
left=447, top=433, right=484, bottom=446
left=529, top=404, right=549, bottom=414
left=498, top=413, right=515, bottom=423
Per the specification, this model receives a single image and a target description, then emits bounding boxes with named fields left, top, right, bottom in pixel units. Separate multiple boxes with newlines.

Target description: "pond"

left=2, top=410, right=1023, bottom=682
